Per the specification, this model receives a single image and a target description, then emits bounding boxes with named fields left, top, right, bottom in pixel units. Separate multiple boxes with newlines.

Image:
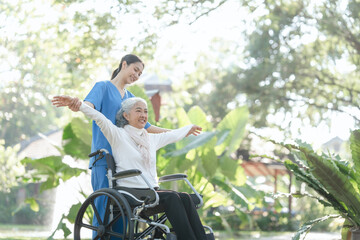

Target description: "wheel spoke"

left=107, top=230, right=125, bottom=239
left=90, top=198, right=103, bottom=225
left=79, top=222, right=98, bottom=231
left=106, top=210, right=125, bottom=229
left=103, top=197, right=111, bottom=225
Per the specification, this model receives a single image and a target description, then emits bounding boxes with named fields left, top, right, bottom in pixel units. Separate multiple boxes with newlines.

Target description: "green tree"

left=0, top=140, right=24, bottom=192
left=152, top=0, right=360, bottom=136
left=0, top=0, right=157, bottom=147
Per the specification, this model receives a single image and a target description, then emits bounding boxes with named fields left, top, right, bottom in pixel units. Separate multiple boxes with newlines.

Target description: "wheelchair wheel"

left=74, top=188, right=134, bottom=240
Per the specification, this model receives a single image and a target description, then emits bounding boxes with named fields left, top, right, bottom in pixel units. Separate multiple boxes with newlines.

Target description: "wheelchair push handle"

left=88, top=149, right=109, bottom=158
left=89, top=149, right=110, bottom=167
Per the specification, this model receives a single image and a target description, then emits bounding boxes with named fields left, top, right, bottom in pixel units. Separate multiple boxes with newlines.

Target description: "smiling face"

left=122, top=61, right=144, bottom=85
left=123, top=101, right=148, bottom=129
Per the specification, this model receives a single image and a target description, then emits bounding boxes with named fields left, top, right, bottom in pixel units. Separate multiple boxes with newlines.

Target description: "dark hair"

left=111, top=54, right=144, bottom=80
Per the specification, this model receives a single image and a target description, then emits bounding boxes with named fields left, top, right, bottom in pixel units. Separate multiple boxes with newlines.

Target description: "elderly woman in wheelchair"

left=52, top=96, right=214, bottom=240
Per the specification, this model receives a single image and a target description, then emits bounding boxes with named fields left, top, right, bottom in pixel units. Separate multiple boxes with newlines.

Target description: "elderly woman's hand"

left=186, top=125, right=202, bottom=137
left=51, top=95, right=82, bottom=112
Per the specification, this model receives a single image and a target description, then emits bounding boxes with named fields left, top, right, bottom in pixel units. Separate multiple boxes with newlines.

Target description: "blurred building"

left=321, top=136, right=344, bottom=153
left=143, top=74, right=172, bottom=122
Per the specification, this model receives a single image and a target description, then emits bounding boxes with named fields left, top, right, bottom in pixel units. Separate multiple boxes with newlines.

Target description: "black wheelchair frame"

left=73, top=149, right=214, bottom=240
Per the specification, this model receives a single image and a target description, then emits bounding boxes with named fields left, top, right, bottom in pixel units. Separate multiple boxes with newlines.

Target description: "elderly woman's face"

left=124, top=101, right=148, bottom=129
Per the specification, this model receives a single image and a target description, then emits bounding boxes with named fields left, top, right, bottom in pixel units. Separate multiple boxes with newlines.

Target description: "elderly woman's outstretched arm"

left=51, top=95, right=121, bottom=145
left=52, top=95, right=94, bottom=111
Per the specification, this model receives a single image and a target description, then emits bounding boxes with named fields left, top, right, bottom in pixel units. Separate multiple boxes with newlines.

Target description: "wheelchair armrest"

left=113, top=169, right=142, bottom=179
left=158, top=173, right=188, bottom=183
left=159, top=173, right=204, bottom=208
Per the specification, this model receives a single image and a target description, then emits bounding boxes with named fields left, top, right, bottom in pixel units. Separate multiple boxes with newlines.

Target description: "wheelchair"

left=74, top=149, right=215, bottom=240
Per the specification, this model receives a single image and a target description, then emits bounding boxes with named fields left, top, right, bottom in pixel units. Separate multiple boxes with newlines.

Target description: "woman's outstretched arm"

left=51, top=95, right=121, bottom=145
left=146, top=125, right=201, bottom=136
left=52, top=95, right=94, bottom=111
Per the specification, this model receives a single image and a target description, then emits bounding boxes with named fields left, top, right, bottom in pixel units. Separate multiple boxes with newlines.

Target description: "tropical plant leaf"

left=211, top=176, right=249, bottom=209
left=350, top=130, right=360, bottom=172
left=215, top=106, right=248, bottom=155
left=215, top=129, right=231, bottom=146
left=163, top=131, right=217, bottom=157
left=283, top=159, right=346, bottom=214
left=219, top=156, right=241, bottom=182
left=282, top=141, right=360, bottom=226
left=235, top=182, right=265, bottom=208
left=25, top=197, right=39, bottom=212
left=187, top=105, right=213, bottom=131
left=273, top=191, right=332, bottom=207
left=304, top=150, right=360, bottom=225
left=201, top=148, right=218, bottom=178
left=48, top=214, right=71, bottom=240
left=62, top=120, right=91, bottom=159
left=69, top=117, right=92, bottom=144
left=292, top=214, right=341, bottom=240
left=176, top=107, right=192, bottom=127
left=66, top=202, right=82, bottom=224
left=21, top=156, right=86, bottom=192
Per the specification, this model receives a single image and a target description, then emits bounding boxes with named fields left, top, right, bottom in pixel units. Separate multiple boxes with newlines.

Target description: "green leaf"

left=66, top=202, right=82, bottom=224
left=187, top=105, right=212, bottom=131
left=69, top=117, right=92, bottom=144
left=292, top=215, right=340, bottom=240
left=211, top=176, right=249, bottom=209
left=50, top=214, right=72, bottom=239
left=282, top=142, right=360, bottom=226
left=215, top=129, right=231, bottom=146
left=25, top=197, right=39, bottom=212
left=219, top=156, right=240, bottom=181
left=305, top=151, right=360, bottom=225
left=350, top=130, right=360, bottom=172
left=175, top=107, right=192, bottom=127
left=201, top=148, right=218, bottom=178
left=21, top=156, right=86, bottom=192
left=283, top=159, right=346, bottom=213
left=163, top=131, right=217, bottom=157
left=215, top=106, right=248, bottom=155
left=62, top=120, right=91, bottom=159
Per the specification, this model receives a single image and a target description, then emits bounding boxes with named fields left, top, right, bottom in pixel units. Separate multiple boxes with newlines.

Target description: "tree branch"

left=281, top=96, right=360, bottom=123
left=189, top=0, right=227, bottom=25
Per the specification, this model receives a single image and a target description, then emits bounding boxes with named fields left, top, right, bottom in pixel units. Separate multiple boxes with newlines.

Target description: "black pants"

left=157, top=190, right=207, bottom=240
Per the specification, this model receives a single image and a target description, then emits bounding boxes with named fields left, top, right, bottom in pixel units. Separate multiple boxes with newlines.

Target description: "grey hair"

left=115, top=97, right=147, bottom=128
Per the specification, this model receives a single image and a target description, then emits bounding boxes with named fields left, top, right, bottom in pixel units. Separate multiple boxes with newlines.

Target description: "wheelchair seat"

left=114, top=186, right=157, bottom=207
left=74, top=149, right=215, bottom=240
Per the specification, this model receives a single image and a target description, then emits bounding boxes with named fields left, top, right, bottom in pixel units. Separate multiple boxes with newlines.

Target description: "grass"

left=0, top=224, right=339, bottom=240
left=0, top=224, right=295, bottom=240
left=0, top=224, right=51, bottom=240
